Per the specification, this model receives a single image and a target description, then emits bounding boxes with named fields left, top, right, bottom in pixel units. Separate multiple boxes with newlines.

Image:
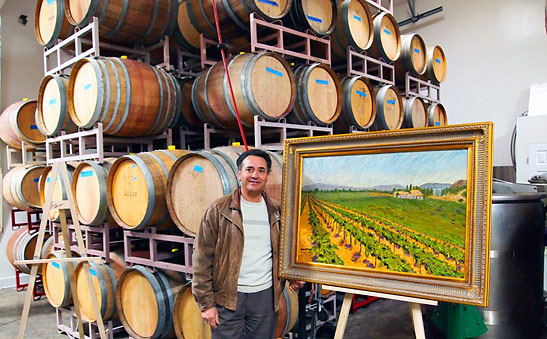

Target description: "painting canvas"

left=280, top=123, right=493, bottom=306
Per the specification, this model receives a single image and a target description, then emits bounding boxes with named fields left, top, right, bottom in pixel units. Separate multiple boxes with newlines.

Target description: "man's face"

left=238, top=155, right=269, bottom=196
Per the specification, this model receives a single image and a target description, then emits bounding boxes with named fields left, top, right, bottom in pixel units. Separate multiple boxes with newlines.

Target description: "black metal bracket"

left=398, top=0, right=443, bottom=27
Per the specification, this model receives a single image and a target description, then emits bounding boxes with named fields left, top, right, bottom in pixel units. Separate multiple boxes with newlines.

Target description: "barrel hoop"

left=104, top=0, right=129, bottom=39
left=196, top=0, right=218, bottom=35
left=108, top=58, right=132, bottom=135
left=127, top=155, right=156, bottom=229
left=197, top=152, right=234, bottom=195
left=342, top=78, right=359, bottom=128
left=299, top=66, right=319, bottom=124
left=340, top=2, right=357, bottom=50
left=98, top=0, right=111, bottom=22
left=210, top=149, right=238, bottom=179
left=242, top=54, right=269, bottom=121
left=147, top=66, right=167, bottom=135
left=202, top=66, right=225, bottom=128
left=41, top=0, right=64, bottom=46
left=14, top=167, right=33, bottom=208
left=12, top=101, right=40, bottom=145
left=155, top=270, right=176, bottom=338
left=103, top=263, right=117, bottom=319
left=375, top=86, right=390, bottom=130
left=282, top=289, right=291, bottom=333
left=165, top=0, right=179, bottom=35
left=146, top=152, right=170, bottom=178
left=76, top=59, right=105, bottom=129
left=185, top=0, right=208, bottom=37
left=190, top=72, right=209, bottom=124
left=167, top=73, right=183, bottom=128
left=221, top=0, right=248, bottom=31
left=155, top=69, right=173, bottom=133
left=79, top=0, right=100, bottom=27
left=141, top=0, right=160, bottom=43
left=54, top=75, right=69, bottom=134
left=96, top=59, right=112, bottom=125
left=88, top=162, right=109, bottom=225
left=47, top=251, right=72, bottom=307
left=223, top=56, right=247, bottom=126
left=102, top=58, right=121, bottom=132
left=89, top=261, right=109, bottom=317
left=156, top=149, right=179, bottom=161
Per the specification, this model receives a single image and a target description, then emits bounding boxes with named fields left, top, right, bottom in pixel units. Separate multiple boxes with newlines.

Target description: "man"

left=192, top=149, right=304, bottom=339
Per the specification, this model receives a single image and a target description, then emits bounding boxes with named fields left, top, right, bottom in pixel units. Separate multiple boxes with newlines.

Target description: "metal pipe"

left=397, top=6, right=443, bottom=27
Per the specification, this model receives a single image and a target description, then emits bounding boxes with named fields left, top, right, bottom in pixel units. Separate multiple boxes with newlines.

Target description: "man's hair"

left=236, top=149, right=272, bottom=173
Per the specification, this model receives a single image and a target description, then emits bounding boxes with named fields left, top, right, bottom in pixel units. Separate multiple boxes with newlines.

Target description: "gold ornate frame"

left=279, top=123, right=493, bottom=306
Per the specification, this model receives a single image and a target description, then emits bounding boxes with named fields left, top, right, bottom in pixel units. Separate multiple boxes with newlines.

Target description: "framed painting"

left=279, top=123, right=493, bottom=306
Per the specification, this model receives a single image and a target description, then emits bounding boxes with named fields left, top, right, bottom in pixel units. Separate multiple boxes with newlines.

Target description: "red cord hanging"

left=210, top=0, right=249, bottom=152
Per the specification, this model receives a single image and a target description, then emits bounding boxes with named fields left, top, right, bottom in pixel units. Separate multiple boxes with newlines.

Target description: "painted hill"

left=450, top=180, right=467, bottom=189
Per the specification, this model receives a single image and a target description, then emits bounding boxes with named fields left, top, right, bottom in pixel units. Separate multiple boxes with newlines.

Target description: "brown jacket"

left=192, top=188, right=283, bottom=312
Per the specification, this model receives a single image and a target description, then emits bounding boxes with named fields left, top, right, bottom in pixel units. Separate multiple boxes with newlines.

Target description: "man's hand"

left=201, top=307, right=220, bottom=329
left=288, top=280, right=305, bottom=291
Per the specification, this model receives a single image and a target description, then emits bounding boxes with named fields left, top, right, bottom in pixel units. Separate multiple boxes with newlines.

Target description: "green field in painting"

left=310, top=191, right=466, bottom=248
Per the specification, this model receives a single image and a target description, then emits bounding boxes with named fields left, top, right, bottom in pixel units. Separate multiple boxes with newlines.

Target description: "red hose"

left=210, top=0, right=249, bottom=151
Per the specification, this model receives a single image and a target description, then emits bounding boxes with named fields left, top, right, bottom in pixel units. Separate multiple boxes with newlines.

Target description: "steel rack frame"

left=11, top=208, right=42, bottom=231
left=402, top=72, right=441, bottom=103
left=345, top=47, right=395, bottom=86
left=364, top=0, right=394, bottom=14
left=56, top=306, right=124, bottom=339
left=6, top=142, right=49, bottom=168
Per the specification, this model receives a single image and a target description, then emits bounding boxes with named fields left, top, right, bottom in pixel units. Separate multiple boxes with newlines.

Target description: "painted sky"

left=302, top=149, right=468, bottom=188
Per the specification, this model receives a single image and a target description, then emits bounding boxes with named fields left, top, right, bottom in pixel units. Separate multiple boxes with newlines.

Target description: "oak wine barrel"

left=186, top=0, right=292, bottom=40
left=35, top=0, right=74, bottom=47
left=64, top=0, right=178, bottom=45
left=37, top=74, right=78, bottom=136
left=43, top=250, right=79, bottom=308
left=371, top=85, right=403, bottom=131
left=424, top=45, right=447, bottom=84
left=74, top=251, right=126, bottom=322
left=5, top=228, right=48, bottom=274
left=286, top=0, right=336, bottom=37
left=72, top=159, right=117, bottom=226
left=331, top=0, right=373, bottom=61
left=171, top=0, right=201, bottom=54
left=39, top=163, right=77, bottom=221
left=3, top=165, right=45, bottom=210
left=0, top=100, right=46, bottom=149
left=395, top=34, right=428, bottom=81
left=427, top=102, right=448, bottom=127
left=369, top=12, right=401, bottom=62
left=402, top=97, right=428, bottom=129
left=192, top=52, right=296, bottom=129
left=289, top=63, right=342, bottom=126
left=275, top=283, right=299, bottom=337
left=116, top=266, right=184, bottom=339
left=175, top=77, right=202, bottom=128
left=173, top=283, right=211, bottom=339
left=107, top=150, right=189, bottom=230
left=334, top=76, right=375, bottom=132
left=68, top=57, right=181, bottom=137
left=166, top=147, right=282, bottom=237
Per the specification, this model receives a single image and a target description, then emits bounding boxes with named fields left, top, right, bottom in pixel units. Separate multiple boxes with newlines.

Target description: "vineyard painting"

left=280, top=124, right=493, bottom=306
left=296, top=149, right=469, bottom=279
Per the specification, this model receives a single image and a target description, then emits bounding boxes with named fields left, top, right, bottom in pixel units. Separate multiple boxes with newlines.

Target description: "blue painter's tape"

left=33, top=179, right=39, bottom=182
left=266, top=67, right=283, bottom=77
left=356, top=90, right=367, bottom=98
left=414, top=48, right=420, bottom=54
left=435, top=58, right=441, bottom=64
left=383, top=28, right=391, bottom=35
left=132, top=177, right=137, bottom=181
left=80, top=170, right=94, bottom=178
left=132, top=164, right=136, bottom=168
left=30, top=125, right=38, bottom=130
left=387, top=100, right=396, bottom=104
left=52, top=262, right=60, bottom=269
left=316, top=79, right=328, bottom=85
left=307, top=15, right=323, bottom=23
left=47, top=178, right=51, bottom=183
left=84, top=83, right=92, bottom=90
left=49, top=98, right=57, bottom=106
left=194, top=165, right=203, bottom=173
left=90, top=268, right=97, bottom=277
left=435, top=122, right=440, bottom=126
left=46, top=0, right=55, bottom=4
left=353, top=15, right=362, bottom=22
left=258, top=0, right=278, bottom=6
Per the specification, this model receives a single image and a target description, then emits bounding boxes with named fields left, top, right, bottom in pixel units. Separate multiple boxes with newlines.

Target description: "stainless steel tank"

left=477, top=193, right=545, bottom=339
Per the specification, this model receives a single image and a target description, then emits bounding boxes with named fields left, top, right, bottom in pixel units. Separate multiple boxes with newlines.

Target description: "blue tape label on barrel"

left=356, top=90, right=367, bottom=98
left=84, top=83, right=92, bottom=91
left=307, top=15, right=323, bottom=23
left=414, top=48, right=420, bottom=54
left=316, top=79, right=328, bottom=85
left=49, top=98, right=57, bottom=106
left=47, top=178, right=50, bottom=183
left=258, top=0, right=279, bottom=6
left=46, top=0, right=55, bottom=4
left=90, top=269, right=96, bottom=277
left=80, top=170, right=94, bottom=178
left=435, top=122, right=440, bottom=126
left=33, top=178, right=39, bottom=182
left=30, top=125, right=38, bottom=130
left=383, top=29, right=391, bottom=35
left=353, top=15, right=362, bottom=22
left=387, top=100, right=396, bottom=104
left=132, top=164, right=136, bottom=168
left=435, top=58, right=441, bottom=64
left=132, top=177, right=137, bottom=181
left=52, top=262, right=60, bottom=269
left=194, top=165, right=203, bottom=173
left=266, top=67, right=283, bottom=77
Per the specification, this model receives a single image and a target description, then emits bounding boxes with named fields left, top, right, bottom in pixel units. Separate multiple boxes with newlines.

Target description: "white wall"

left=394, top=0, right=547, bottom=166
left=0, top=0, right=44, bottom=288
